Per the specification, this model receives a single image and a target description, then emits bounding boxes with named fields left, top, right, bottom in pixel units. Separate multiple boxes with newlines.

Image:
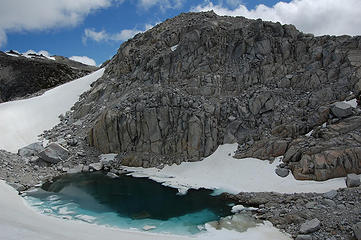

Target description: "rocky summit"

left=45, top=11, right=361, bottom=181
left=0, top=51, right=98, bottom=102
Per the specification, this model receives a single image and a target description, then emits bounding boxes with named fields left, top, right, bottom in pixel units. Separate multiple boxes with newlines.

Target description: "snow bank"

left=0, top=68, right=104, bottom=152
left=0, top=180, right=189, bottom=240
left=0, top=181, right=291, bottom=240
left=124, top=144, right=349, bottom=194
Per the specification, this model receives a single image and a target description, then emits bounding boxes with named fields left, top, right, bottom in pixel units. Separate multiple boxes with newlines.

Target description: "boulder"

left=299, top=218, right=321, bottom=234
left=18, top=142, right=44, bottom=158
left=354, top=222, right=361, bottom=240
left=67, top=164, right=84, bottom=174
left=346, top=173, right=360, bottom=188
left=89, top=162, right=103, bottom=171
left=106, top=172, right=119, bottom=178
left=37, top=143, right=69, bottom=164
left=323, top=190, right=337, bottom=199
left=330, top=102, right=353, bottom=118
left=295, top=235, right=312, bottom=240
left=275, top=167, right=290, bottom=178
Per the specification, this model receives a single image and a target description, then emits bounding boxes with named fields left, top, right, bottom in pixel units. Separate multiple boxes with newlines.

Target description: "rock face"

left=0, top=51, right=98, bottom=102
left=60, top=11, right=361, bottom=170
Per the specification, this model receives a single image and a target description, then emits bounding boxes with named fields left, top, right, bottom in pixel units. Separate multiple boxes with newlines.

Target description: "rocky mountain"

left=46, top=11, right=360, bottom=181
left=0, top=51, right=98, bottom=102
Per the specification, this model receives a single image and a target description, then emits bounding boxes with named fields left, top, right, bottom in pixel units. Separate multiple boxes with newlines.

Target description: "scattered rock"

left=37, top=143, right=70, bottom=164
left=67, top=164, right=84, bottom=174
left=354, top=222, right=361, bottom=240
left=346, top=173, right=360, bottom=188
left=89, top=162, right=103, bottom=171
left=275, top=167, right=289, bottom=178
left=18, top=142, right=44, bottom=157
left=295, top=235, right=312, bottom=240
left=330, top=102, right=353, bottom=118
left=323, top=190, right=337, bottom=199
left=299, top=218, right=321, bottom=234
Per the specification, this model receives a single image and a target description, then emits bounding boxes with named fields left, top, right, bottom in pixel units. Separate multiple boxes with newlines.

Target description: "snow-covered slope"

left=0, top=68, right=104, bottom=153
left=125, top=144, right=351, bottom=194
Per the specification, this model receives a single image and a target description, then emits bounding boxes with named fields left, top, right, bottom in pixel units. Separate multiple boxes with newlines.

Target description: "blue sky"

left=0, top=0, right=360, bottom=66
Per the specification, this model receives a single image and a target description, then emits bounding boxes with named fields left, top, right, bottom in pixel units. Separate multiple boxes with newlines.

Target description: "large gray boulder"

left=275, top=167, right=289, bottom=178
left=354, top=222, right=361, bottom=240
left=330, top=102, right=353, bottom=118
left=295, top=235, right=312, bottom=240
left=37, top=143, right=69, bottom=164
left=299, top=218, right=321, bottom=234
left=346, top=173, right=360, bottom=188
left=18, top=142, right=44, bottom=157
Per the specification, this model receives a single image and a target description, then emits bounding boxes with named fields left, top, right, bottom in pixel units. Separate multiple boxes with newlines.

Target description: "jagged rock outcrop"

left=66, top=12, right=361, bottom=172
left=0, top=51, right=98, bottom=102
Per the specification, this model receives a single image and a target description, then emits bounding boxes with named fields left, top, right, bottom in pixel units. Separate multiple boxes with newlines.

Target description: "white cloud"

left=0, top=29, right=7, bottom=47
left=193, top=0, right=361, bottom=36
left=83, top=24, right=153, bottom=43
left=70, top=56, right=97, bottom=66
left=137, top=0, right=185, bottom=10
left=0, top=0, right=125, bottom=48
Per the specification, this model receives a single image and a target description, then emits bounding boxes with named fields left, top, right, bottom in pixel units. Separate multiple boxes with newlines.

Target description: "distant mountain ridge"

left=0, top=50, right=98, bottom=102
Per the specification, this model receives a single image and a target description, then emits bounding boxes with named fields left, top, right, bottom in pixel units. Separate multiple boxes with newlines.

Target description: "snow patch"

left=344, top=98, right=357, bottom=108
left=124, top=144, right=349, bottom=194
left=231, top=205, right=258, bottom=213
left=0, top=68, right=104, bottom=152
left=69, top=56, right=97, bottom=66
left=171, top=45, right=178, bottom=51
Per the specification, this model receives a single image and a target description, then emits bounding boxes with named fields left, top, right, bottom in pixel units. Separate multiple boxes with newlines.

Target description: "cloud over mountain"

left=193, top=0, right=361, bottom=36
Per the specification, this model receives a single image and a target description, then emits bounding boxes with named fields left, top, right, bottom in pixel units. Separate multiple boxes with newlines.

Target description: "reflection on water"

left=24, top=172, right=239, bottom=235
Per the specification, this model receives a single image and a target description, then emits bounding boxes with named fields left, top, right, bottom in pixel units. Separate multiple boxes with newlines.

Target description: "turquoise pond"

left=23, top=172, right=237, bottom=235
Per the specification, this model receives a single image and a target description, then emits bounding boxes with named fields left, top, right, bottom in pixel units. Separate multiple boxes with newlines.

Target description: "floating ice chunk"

left=58, top=207, right=75, bottom=215
left=142, top=225, right=157, bottom=231
left=75, top=215, right=96, bottom=223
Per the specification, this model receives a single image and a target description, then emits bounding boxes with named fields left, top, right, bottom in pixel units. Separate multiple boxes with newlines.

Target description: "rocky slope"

left=0, top=51, right=98, bottom=102
left=53, top=11, right=360, bottom=181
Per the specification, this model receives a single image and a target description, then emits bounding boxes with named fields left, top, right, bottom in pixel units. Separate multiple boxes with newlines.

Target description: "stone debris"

left=299, top=218, right=321, bottom=234
left=346, top=173, right=360, bottom=188
left=18, top=142, right=44, bottom=158
left=37, top=143, right=70, bottom=164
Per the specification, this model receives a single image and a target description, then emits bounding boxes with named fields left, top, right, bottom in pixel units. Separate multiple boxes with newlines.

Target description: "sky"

left=0, top=0, right=360, bottom=66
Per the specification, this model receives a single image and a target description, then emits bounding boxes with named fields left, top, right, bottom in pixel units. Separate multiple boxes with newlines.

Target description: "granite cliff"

left=46, top=11, right=361, bottom=181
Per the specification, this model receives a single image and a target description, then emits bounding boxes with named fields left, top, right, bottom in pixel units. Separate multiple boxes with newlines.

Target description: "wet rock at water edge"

left=89, top=162, right=103, bottom=171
